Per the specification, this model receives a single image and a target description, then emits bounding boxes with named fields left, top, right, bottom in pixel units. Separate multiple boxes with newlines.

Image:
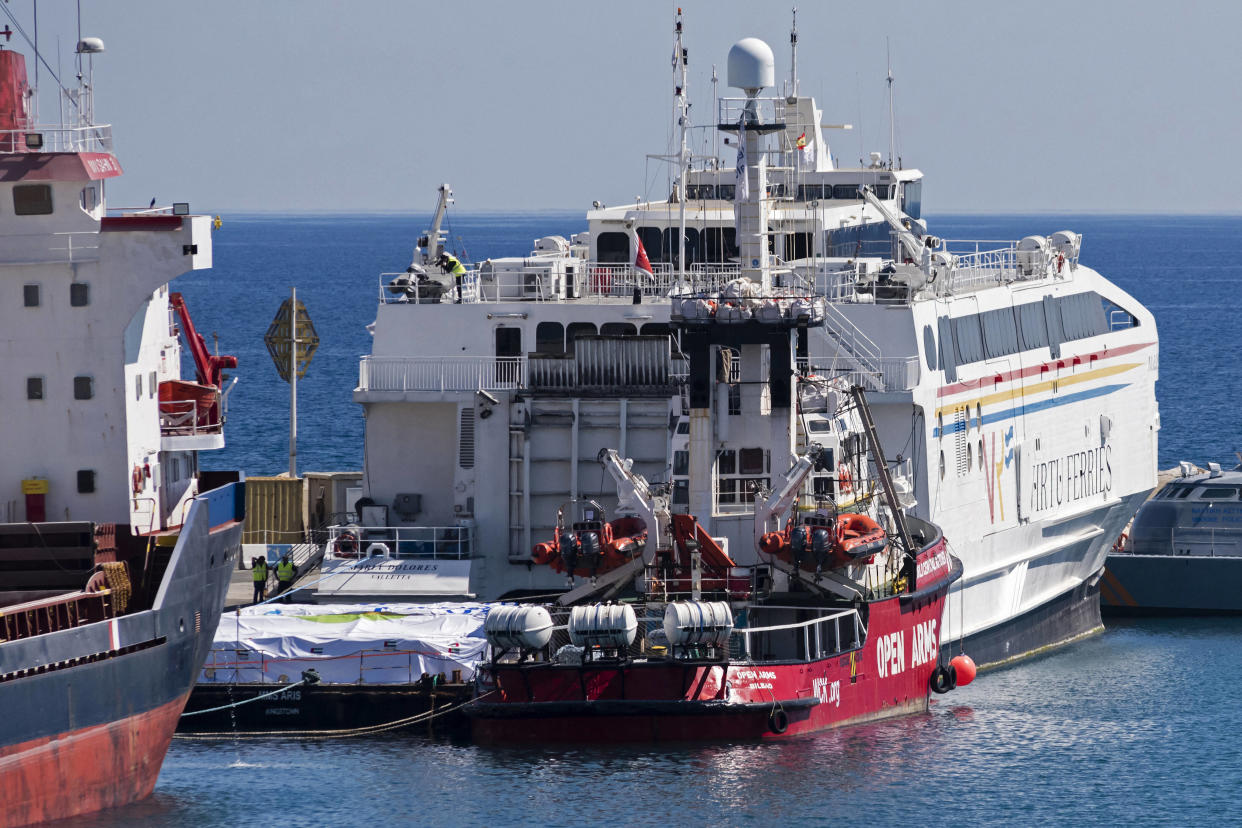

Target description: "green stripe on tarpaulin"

left=294, top=612, right=407, bottom=623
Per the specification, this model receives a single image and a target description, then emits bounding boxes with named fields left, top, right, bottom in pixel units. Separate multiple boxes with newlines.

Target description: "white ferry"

left=324, top=14, right=1159, bottom=668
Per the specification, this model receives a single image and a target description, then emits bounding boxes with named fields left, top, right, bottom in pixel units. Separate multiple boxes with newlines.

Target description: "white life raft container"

left=567, top=603, right=637, bottom=649
left=663, top=601, right=734, bottom=647
left=484, top=605, right=554, bottom=651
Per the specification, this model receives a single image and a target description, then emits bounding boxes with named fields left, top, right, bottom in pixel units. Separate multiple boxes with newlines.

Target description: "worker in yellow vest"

left=251, top=556, right=269, bottom=603
left=275, top=553, right=296, bottom=602
left=438, top=252, right=467, bottom=303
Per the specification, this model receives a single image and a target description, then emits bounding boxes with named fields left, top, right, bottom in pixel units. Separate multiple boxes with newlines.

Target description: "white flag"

left=734, top=117, right=748, bottom=203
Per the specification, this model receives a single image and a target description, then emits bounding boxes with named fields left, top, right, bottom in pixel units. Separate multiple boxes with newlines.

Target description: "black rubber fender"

left=930, top=665, right=956, bottom=694
left=767, top=707, right=789, bottom=734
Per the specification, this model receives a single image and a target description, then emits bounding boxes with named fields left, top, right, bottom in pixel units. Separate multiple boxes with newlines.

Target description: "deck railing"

left=359, top=355, right=526, bottom=393
left=325, top=524, right=474, bottom=561
left=0, top=123, right=113, bottom=154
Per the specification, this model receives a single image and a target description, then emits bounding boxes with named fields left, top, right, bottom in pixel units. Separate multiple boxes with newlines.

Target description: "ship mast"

left=673, top=7, right=689, bottom=282
left=789, top=7, right=798, bottom=97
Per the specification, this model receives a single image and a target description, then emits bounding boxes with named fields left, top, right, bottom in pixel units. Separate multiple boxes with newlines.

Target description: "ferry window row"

left=530, top=321, right=678, bottom=355
left=1160, top=484, right=1241, bottom=500
left=18, top=282, right=90, bottom=307
left=931, top=291, right=1139, bottom=377
left=597, top=229, right=739, bottom=266
left=795, top=183, right=891, bottom=201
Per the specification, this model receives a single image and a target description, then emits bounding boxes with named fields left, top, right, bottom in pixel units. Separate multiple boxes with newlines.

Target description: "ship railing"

left=324, top=523, right=474, bottom=561
left=359, top=355, right=526, bottom=393
left=805, top=355, right=920, bottom=393
left=158, top=396, right=223, bottom=436
left=0, top=123, right=113, bottom=154
left=728, top=606, right=866, bottom=663
left=505, top=604, right=864, bottom=666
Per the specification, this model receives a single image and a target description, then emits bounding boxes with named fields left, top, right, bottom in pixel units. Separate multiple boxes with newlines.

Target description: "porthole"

left=967, top=442, right=973, bottom=471
left=976, top=403, right=982, bottom=431
left=939, top=451, right=945, bottom=480
left=979, top=440, right=985, bottom=470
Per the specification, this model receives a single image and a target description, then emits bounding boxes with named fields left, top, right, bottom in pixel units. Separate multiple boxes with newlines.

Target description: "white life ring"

left=365, top=542, right=391, bottom=558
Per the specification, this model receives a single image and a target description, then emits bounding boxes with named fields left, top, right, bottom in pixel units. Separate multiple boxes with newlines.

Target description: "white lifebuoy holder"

left=365, top=542, right=390, bottom=558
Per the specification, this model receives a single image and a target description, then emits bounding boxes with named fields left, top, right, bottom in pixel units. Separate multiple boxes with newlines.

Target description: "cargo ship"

left=0, top=25, right=243, bottom=828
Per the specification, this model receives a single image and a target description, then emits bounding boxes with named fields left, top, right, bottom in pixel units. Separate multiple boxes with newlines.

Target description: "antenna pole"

left=790, top=7, right=799, bottom=97
left=289, top=287, right=298, bottom=478
left=32, top=1, right=38, bottom=122
left=674, top=7, right=688, bottom=282
left=886, top=38, right=895, bottom=170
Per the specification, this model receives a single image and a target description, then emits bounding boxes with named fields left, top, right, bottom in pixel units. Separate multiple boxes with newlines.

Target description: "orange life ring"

left=336, top=531, right=358, bottom=558
left=837, top=463, right=853, bottom=495
left=1112, top=532, right=1128, bottom=552
left=131, top=465, right=143, bottom=495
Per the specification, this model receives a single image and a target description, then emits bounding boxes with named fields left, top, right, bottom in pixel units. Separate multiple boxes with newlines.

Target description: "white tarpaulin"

left=201, top=602, right=490, bottom=685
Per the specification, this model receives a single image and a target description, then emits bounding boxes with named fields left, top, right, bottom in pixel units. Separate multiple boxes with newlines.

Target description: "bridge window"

left=70, top=282, right=90, bottom=307
left=661, top=227, right=699, bottom=266
left=1057, top=292, right=1109, bottom=340
left=701, top=227, right=738, bottom=264
left=535, top=322, right=564, bottom=354
left=1016, top=302, right=1049, bottom=350
left=600, top=322, right=637, bottom=337
left=952, top=314, right=985, bottom=364
left=23, top=284, right=40, bottom=307
left=13, top=184, right=53, bottom=215
left=1199, top=487, right=1238, bottom=500
left=596, top=232, right=629, bottom=264
left=980, top=307, right=1019, bottom=360
left=782, top=232, right=812, bottom=262
left=832, top=184, right=860, bottom=200
left=901, top=180, right=923, bottom=219
left=566, top=322, right=597, bottom=355
left=73, top=376, right=94, bottom=400
left=1102, top=297, right=1139, bottom=331
left=636, top=226, right=663, bottom=263
left=26, top=376, right=44, bottom=400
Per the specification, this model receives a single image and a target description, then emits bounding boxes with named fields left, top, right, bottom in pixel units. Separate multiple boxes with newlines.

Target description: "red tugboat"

left=0, top=24, right=243, bottom=826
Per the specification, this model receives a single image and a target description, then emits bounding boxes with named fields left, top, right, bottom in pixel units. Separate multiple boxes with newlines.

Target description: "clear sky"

left=11, top=1, right=1242, bottom=214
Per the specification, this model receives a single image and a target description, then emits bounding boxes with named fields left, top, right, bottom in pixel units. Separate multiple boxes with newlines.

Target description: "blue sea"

left=109, top=213, right=1241, bottom=826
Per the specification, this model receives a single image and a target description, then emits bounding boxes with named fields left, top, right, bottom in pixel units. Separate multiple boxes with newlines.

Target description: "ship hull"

left=945, top=569, right=1103, bottom=668
left=0, top=485, right=242, bottom=828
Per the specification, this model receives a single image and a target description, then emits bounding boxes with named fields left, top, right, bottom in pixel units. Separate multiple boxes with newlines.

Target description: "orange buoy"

left=950, top=654, right=977, bottom=686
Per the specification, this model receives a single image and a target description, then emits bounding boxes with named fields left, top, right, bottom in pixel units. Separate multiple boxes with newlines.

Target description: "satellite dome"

left=727, top=38, right=775, bottom=92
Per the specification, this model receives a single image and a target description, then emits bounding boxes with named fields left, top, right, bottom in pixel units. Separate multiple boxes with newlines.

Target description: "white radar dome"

left=727, top=38, right=774, bottom=92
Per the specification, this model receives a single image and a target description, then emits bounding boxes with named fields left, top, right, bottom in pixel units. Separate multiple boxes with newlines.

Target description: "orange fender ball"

left=950, top=654, right=977, bottom=686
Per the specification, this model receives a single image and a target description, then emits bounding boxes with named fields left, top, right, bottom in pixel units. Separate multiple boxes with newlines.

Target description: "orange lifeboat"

left=532, top=515, right=648, bottom=578
left=761, top=513, right=887, bottom=573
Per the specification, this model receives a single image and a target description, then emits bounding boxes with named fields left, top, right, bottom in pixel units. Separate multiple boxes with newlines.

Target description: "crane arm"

left=597, top=449, right=666, bottom=551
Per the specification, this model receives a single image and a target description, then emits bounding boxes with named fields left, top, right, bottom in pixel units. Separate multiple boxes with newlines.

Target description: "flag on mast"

left=630, top=228, right=654, bottom=277
left=796, top=131, right=815, bottom=167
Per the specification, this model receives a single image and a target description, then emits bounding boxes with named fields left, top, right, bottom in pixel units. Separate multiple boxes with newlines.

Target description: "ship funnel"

left=727, top=38, right=774, bottom=95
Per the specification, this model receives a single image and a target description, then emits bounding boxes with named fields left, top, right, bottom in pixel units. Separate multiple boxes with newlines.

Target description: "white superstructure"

left=334, top=16, right=1158, bottom=666
left=0, top=37, right=233, bottom=538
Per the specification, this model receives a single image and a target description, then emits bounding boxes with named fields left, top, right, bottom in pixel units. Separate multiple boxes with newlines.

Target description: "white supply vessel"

left=325, top=12, right=1158, bottom=667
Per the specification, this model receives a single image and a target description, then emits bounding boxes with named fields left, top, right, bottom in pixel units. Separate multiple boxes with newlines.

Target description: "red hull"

left=471, top=543, right=956, bottom=743
left=0, top=693, right=188, bottom=828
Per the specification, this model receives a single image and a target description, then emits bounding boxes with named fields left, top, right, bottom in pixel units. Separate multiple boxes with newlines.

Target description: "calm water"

left=132, top=213, right=1242, bottom=826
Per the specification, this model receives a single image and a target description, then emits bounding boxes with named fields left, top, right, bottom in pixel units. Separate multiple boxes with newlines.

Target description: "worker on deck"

left=439, top=252, right=467, bottom=303
left=275, top=553, right=296, bottom=602
left=251, top=555, right=269, bottom=604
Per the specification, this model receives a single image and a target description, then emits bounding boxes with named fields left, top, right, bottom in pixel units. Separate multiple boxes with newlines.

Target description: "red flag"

left=633, top=232, right=654, bottom=277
